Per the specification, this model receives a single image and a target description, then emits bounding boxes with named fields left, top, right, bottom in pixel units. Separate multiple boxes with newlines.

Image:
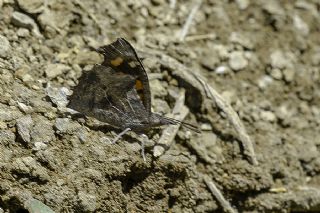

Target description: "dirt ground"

left=0, top=0, right=320, bottom=212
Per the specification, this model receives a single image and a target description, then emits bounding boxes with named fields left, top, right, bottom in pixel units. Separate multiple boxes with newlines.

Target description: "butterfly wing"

left=68, top=65, right=149, bottom=129
left=96, top=38, right=152, bottom=115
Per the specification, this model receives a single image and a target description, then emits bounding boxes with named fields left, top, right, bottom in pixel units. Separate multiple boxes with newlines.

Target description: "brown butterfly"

left=68, top=38, right=198, bottom=160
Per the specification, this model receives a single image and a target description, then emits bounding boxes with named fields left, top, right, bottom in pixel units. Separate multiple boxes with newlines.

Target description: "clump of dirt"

left=0, top=0, right=319, bottom=212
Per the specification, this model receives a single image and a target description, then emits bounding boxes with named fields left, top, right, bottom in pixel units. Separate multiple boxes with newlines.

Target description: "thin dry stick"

left=185, top=33, right=216, bottom=42
left=196, top=77, right=258, bottom=166
left=179, top=0, right=202, bottom=41
left=153, top=90, right=189, bottom=157
left=149, top=52, right=258, bottom=165
left=203, top=175, right=238, bottom=213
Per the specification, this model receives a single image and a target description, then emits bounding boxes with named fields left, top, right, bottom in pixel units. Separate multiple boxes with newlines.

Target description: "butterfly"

left=68, top=38, right=199, bottom=160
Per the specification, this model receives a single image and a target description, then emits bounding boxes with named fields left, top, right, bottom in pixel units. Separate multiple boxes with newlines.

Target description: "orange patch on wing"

left=135, top=80, right=144, bottom=91
left=110, top=57, right=124, bottom=66
left=135, top=80, right=145, bottom=102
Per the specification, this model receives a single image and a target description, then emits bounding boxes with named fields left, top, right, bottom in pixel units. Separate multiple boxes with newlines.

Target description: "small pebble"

left=17, top=28, right=30, bottom=37
left=15, top=66, right=34, bottom=82
left=235, top=0, right=250, bottom=10
left=270, top=50, right=288, bottom=69
left=229, top=51, right=248, bottom=71
left=270, top=68, right=282, bottom=80
left=200, top=123, right=212, bottom=131
left=201, top=132, right=217, bottom=146
left=283, top=69, right=295, bottom=82
left=152, top=99, right=170, bottom=114
left=201, top=54, right=219, bottom=71
left=260, top=110, right=276, bottom=122
left=0, top=35, right=11, bottom=58
left=45, top=63, right=71, bottom=79
left=258, top=75, right=273, bottom=89
left=33, top=141, right=47, bottom=151
left=16, top=115, right=33, bottom=143
left=215, top=66, right=228, bottom=74
left=11, top=11, right=42, bottom=37
left=150, top=79, right=167, bottom=97
left=293, top=15, right=309, bottom=36
left=229, top=32, right=253, bottom=49
left=77, top=128, right=88, bottom=143
left=214, top=44, right=229, bottom=60
left=17, top=102, right=33, bottom=113
left=45, top=85, right=71, bottom=108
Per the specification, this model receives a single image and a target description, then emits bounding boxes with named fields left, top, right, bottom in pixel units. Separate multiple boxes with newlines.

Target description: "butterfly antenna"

left=162, top=116, right=200, bottom=133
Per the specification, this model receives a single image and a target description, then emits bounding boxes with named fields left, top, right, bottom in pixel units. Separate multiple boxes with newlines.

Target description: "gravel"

left=0, top=35, right=10, bottom=58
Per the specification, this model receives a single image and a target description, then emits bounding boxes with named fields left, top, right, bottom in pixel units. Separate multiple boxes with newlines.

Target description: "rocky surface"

left=0, top=0, right=319, bottom=212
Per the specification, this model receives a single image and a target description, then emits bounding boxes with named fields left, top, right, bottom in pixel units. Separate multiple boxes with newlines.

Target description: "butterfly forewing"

left=96, top=38, right=151, bottom=115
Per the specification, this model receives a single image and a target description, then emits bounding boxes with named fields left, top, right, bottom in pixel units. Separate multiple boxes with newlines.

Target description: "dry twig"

left=153, top=90, right=189, bottom=157
left=185, top=33, right=216, bottom=42
left=196, top=77, right=258, bottom=165
left=179, top=0, right=203, bottom=41
left=203, top=175, right=238, bottom=213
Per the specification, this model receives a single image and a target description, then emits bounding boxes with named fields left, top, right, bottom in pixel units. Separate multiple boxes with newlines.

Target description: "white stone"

left=45, top=85, right=71, bottom=107
left=270, top=50, right=288, bottom=69
left=235, top=0, right=250, bottom=10
left=33, top=141, right=47, bottom=151
left=293, top=15, right=309, bottom=36
left=17, top=28, right=30, bottom=37
left=260, top=110, right=276, bottom=122
left=17, top=102, right=33, bottom=113
left=258, top=75, right=273, bottom=89
left=229, top=51, right=248, bottom=71
left=200, top=123, right=212, bottom=131
left=215, top=66, right=228, bottom=74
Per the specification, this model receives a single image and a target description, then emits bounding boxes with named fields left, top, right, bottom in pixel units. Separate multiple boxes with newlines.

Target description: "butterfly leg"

left=140, top=134, right=149, bottom=162
left=111, top=128, right=131, bottom=144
